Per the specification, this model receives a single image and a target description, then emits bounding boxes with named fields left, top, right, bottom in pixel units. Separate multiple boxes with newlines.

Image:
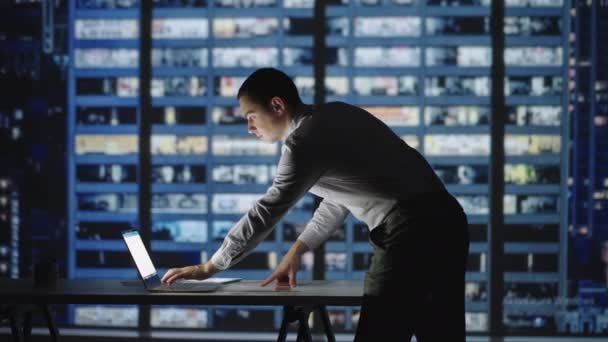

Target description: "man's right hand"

left=161, top=261, right=220, bottom=285
left=260, top=240, right=309, bottom=288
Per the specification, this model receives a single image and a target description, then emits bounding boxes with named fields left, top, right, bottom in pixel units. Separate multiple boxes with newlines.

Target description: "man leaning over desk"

left=161, top=68, right=470, bottom=341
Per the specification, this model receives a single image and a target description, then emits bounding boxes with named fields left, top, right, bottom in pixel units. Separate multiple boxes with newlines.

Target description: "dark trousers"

left=354, top=192, right=470, bottom=342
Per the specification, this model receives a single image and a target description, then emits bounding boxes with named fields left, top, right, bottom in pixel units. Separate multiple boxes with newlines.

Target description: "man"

left=161, top=68, right=469, bottom=340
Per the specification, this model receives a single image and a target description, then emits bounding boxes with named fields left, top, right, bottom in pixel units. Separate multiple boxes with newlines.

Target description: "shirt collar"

left=284, top=103, right=313, bottom=140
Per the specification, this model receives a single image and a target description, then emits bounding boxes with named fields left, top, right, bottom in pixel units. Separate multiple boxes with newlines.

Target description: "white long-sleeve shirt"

left=210, top=102, right=446, bottom=270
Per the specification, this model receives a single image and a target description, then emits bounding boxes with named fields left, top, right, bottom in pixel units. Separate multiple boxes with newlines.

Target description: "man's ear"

left=270, top=97, right=286, bottom=115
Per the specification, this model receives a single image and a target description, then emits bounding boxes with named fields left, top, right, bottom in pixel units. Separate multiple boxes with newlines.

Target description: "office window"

left=67, top=0, right=571, bottom=335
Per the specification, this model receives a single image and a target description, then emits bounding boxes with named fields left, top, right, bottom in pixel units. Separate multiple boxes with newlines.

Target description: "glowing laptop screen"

left=123, top=230, right=157, bottom=280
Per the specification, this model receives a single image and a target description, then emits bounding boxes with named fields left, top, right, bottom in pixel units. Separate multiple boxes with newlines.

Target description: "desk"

left=0, top=279, right=364, bottom=342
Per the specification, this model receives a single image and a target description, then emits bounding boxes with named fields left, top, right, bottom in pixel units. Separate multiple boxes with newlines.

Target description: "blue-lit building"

left=1, top=0, right=607, bottom=340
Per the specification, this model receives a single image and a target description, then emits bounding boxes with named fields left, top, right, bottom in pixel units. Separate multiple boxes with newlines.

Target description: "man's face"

left=239, top=95, right=288, bottom=143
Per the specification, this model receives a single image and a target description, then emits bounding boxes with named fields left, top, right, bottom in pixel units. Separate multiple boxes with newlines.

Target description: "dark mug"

left=33, top=259, right=59, bottom=289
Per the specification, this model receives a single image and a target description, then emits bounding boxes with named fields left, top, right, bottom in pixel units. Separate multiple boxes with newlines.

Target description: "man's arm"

left=297, top=199, right=350, bottom=250
left=210, top=141, right=326, bottom=271
left=260, top=199, right=350, bottom=288
left=162, top=141, right=322, bottom=285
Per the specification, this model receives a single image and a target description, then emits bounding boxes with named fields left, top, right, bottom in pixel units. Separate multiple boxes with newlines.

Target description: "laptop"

left=121, top=229, right=220, bottom=292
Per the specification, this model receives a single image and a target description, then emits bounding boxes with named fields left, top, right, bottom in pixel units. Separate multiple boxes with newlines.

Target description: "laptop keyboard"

left=162, top=282, right=198, bottom=290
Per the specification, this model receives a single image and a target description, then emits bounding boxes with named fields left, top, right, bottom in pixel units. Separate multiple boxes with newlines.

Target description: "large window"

left=68, top=0, right=576, bottom=336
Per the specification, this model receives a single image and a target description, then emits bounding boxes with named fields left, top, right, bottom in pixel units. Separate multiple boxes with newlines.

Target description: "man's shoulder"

left=317, top=101, right=357, bottom=112
left=286, top=101, right=363, bottom=144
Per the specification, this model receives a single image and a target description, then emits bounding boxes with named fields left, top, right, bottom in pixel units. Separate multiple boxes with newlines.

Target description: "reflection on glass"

left=425, top=135, right=490, bottom=156
left=326, top=252, right=347, bottom=272
left=354, top=47, right=420, bottom=67
left=76, top=19, right=209, bottom=40
left=215, top=0, right=277, bottom=7
left=283, top=17, right=315, bottom=36
left=466, top=282, right=488, bottom=301
left=435, top=165, right=488, bottom=185
left=504, top=47, right=562, bottom=66
left=401, top=135, right=420, bottom=150
left=152, top=19, right=208, bottom=39
left=212, top=193, right=262, bottom=214
left=212, top=136, right=278, bottom=156
left=152, top=193, right=207, bottom=214
left=75, top=49, right=138, bottom=68
left=151, top=107, right=206, bottom=125
left=426, top=47, right=491, bottom=67
left=504, top=194, right=558, bottom=214
left=284, top=47, right=347, bottom=66
left=294, top=77, right=315, bottom=98
left=77, top=164, right=137, bottom=183
left=75, top=19, right=138, bottom=39
left=326, top=77, right=349, bottom=96
left=215, top=77, right=246, bottom=97
left=363, top=106, right=419, bottom=126
left=77, top=193, right=137, bottom=212
left=76, top=77, right=207, bottom=97
left=505, top=0, right=563, bottom=7
left=76, top=135, right=138, bottom=155
left=507, top=106, right=561, bottom=126
left=504, top=16, right=561, bottom=36
left=425, top=76, right=490, bottom=96
left=213, top=18, right=279, bottom=38
left=354, top=76, right=418, bottom=96
left=426, top=17, right=488, bottom=35
left=212, top=48, right=278, bottom=68
left=151, top=307, right=208, bottom=328
left=504, top=164, right=560, bottom=185
left=505, top=76, right=562, bottom=96
left=151, top=135, right=208, bottom=155
left=456, top=195, right=489, bottom=215
left=212, top=106, right=246, bottom=125
left=77, top=107, right=137, bottom=125
left=212, top=307, right=275, bottom=331
left=77, top=221, right=134, bottom=240
left=466, top=312, right=488, bottom=332
left=283, top=221, right=306, bottom=241
left=354, top=17, right=420, bottom=37
left=327, top=17, right=349, bottom=36
left=212, top=164, right=273, bottom=185
left=427, top=0, right=490, bottom=5
left=77, top=0, right=140, bottom=9
left=212, top=221, right=234, bottom=241
left=152, top=220, right=208, bottom=243
left=75, top=306, right=138, bottom=327
left=505, top=135, right=561, bottom=155
left=76, top=48, right=209, bottom=69
left=425, top=106, right=489, bottom=126
left=152, top=165, right=206, bottom=184
left=152, top=48, right=207, bottom=68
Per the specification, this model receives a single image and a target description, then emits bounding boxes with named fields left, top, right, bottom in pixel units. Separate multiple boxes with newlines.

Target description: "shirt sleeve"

left=297, top=199, right=350, bottom=251
left=210, top=142, right=325, bottom=270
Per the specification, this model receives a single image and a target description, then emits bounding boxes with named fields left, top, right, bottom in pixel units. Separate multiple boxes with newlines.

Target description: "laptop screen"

left=122, top=230, right=157, bottom=280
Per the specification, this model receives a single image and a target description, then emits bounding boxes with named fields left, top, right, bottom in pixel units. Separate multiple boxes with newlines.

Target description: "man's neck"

left=282, top=103, right=311, bottom=141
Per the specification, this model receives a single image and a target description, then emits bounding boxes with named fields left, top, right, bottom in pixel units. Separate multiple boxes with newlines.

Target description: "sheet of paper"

left=180, top=278, right=242, bottom=284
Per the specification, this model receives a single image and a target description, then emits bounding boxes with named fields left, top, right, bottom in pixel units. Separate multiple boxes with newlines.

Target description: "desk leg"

left=316, top=306, right=335, bottom=342
left=277, top=306, right=314, bottom=342
left=296, top=311, right=312, bottom=342
left=9, top=312, right=23, bottom=342
left=23, top=311, right=32, bottom=342
left=276, top=306, right=337, bottom=342
left=277, top=306, right=290, bottom=342
left=41, top=304, right=59, bottom=342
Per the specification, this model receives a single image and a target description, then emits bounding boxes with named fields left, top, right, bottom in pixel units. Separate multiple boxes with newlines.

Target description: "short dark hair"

left=237, top=68, right=303, bottom=109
